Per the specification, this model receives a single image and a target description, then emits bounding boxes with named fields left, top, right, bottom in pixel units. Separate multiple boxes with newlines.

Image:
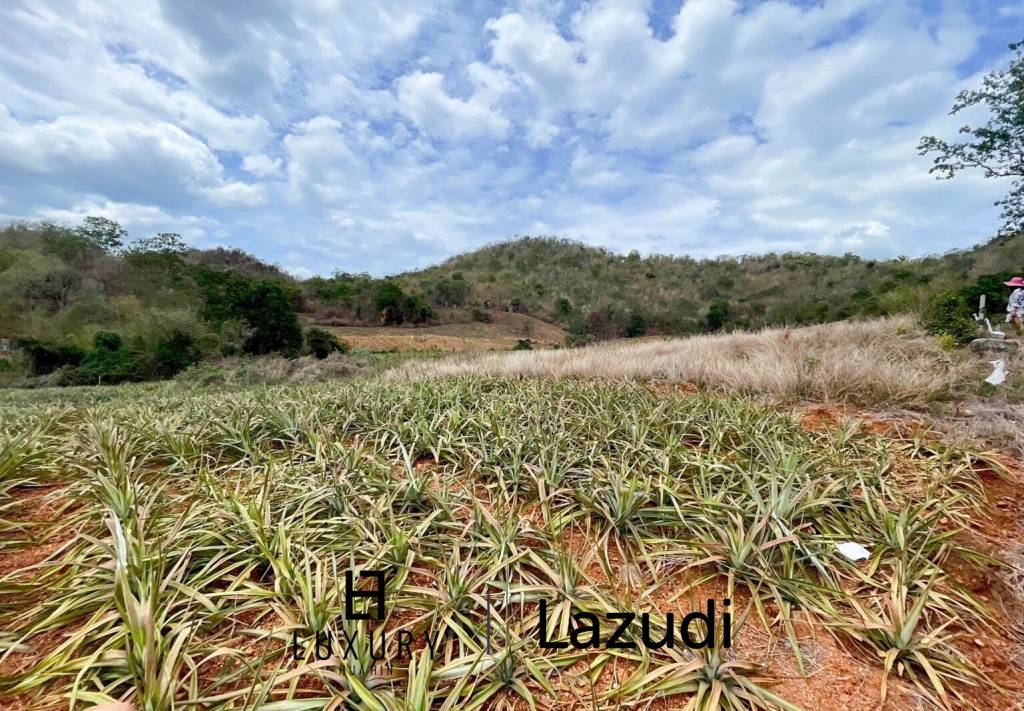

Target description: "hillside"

left=1, top=216, right=1022, bottom=387
left=382, top=234, right=1024, bottom=339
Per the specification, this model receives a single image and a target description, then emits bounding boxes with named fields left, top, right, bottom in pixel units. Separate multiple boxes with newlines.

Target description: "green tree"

left=374, top=281, right=406, bottom=325
left=919, top=40, right=1024, bottom=236
left=624, top=311, right=647, bottom=338
left=706, top=300, right=730, bottom=332
left=75, top=216, right=127, bottom=252
left=73, top=331, right=139, bottom=384
left=923, top=290, right=977, bottom=344
left=196, top=268, right=302, bottom=356
left=152, top=330, right=201, bottom=377
left=129, top=232, right=187, bottom=255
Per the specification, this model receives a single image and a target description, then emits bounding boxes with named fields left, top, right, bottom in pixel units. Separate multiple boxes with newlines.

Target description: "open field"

left=314, top=313, right=567, bottom=352
left=1, top=374, right=1023, bottom=710
left=390, top=317, right=1024, bottom=457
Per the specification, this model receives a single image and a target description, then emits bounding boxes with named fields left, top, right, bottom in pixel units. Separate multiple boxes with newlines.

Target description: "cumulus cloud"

left=0, top=0, right=1019, bottom=274
left=396, top=71, right=509, bottom=140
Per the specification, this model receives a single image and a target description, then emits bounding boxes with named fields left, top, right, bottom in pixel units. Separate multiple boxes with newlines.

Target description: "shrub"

left=513, top=339, right=533, bottom=350
left=923, top=290, right=977, bottom=344
left=70, top=331, right=140, bottom=384
left=624, top=312, right=647, bottom=338
left=15, top=339, right=86, bottom=375
left=306, top=327, right=349, bottom=359
left=471, top=308, right=492, bottom=323
left=706, top=300, right=730, bottom=332
left=152, top=330, right=202, bottom=378
left=936, top=333, right=959, bottom=351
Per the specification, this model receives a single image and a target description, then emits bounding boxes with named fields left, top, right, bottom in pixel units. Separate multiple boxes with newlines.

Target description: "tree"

left=624, top=311, right=647, bottom=338
left=923, top=290, right=977, bottom=344
left=196, top=268, right=302, bottom=356
left=374, top=281, right=406, bottom=325
left=75, top=216, right=127, bottom=252
left=152, top=330, right=201, bottom=377
left=73, top=331, right=140, bottom=384
left=129, top=232, right=187, bottom=255
left=706, top=300, right=730, bottom=332
left=918, top=40, right=1024, bottom=236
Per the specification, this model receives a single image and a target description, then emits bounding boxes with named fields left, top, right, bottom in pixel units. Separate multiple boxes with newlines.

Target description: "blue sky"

left=0, top=0, right=1020, bottom=277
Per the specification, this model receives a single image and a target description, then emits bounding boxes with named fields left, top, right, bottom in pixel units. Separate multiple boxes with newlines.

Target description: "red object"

left=1004, top=277, right=1024, bottom=287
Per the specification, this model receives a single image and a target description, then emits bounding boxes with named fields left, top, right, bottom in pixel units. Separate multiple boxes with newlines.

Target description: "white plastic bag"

left=985, top=359, right=1007, bottom=386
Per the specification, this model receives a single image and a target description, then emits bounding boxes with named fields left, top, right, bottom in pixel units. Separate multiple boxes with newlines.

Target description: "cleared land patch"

left=315, top=312, right=566, bottom=352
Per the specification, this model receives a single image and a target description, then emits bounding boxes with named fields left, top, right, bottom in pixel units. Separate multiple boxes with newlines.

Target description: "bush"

left=306, top=327, right=349, bottom=359
left=152, top=330, right=201, bottom=378
left=513, top=339, right=533, bottom=350
left=624, top=312, right=647, bottom=338
left=923, top=290, right=977, bottom=344
left=70, top=331, right=140, bottom=385
left=471, top=308, right=492, bottom=323
left=706, top=300, right=730, bottom=332
left=15, top=339, right=86, bottom=375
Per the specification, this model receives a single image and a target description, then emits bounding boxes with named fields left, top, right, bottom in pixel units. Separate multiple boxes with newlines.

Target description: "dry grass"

left=388, top=317, right=981, bottom=405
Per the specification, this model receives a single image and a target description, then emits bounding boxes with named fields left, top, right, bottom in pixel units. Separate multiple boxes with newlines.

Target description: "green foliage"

left=151, top=330, right=201, bottom=378
left=15, top=338, right=85, bottom=375
left=70, top=331, right=140, bottom=385
left=923, top=290, right=977, bottom=344
left=369, top=235, right=1024, bottom=340
left=432, top=273, right=470, bottom=306
left=373, top=281, right=433, bottom=325
left=513, top=338, right=532, bottom=350
left=919, top=39, right=1024, bottom=237
left=706, top=300, right=730, bottom=332
left=74, top=216, right=127, bottom=252
left=374, top=281, right=406, bottom=325
left=196, top=268, right=302, bottom=356
left=624, top=311, right=647, bottom=338
left=305, top=327, right=349, bottom=359
left=936, top=333, right=959, bottom=352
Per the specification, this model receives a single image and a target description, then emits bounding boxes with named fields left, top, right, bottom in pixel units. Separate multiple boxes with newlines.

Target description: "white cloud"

left=0, top=0, right=1016, bottom=274
left=396, top=71, right=509, bottom=140
left=242, top=153, right=284, bottom=178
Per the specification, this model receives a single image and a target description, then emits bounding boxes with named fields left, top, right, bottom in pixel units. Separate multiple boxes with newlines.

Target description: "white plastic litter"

left=836, top=542, right=870, bottom=561
left=985, top=359, right=1007, bottom=386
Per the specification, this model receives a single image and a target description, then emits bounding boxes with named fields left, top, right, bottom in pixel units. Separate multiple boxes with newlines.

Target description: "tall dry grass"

left=388, top=317, right=983, bottom=405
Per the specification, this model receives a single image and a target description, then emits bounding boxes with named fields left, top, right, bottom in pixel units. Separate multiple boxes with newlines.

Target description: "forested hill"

left=376, top=233, right=1024, bottom=340
left=1, top=217, right=1022, bottom=385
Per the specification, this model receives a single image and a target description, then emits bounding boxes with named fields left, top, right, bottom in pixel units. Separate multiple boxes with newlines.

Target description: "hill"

left=379, top=234, right=1024, bottom=340
left=1, top=216, right=1022, bottom=385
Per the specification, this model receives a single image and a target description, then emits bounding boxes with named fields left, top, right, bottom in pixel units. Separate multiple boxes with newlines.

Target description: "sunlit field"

left=2, top=377, right=1020, bottom=710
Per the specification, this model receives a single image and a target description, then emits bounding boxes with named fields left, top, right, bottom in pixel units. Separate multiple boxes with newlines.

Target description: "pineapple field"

left=1, top=377, right=1022, bottom=710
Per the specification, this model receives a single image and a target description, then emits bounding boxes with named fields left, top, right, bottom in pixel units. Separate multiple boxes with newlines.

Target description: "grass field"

left=1, top=372, right=1022, bottom=709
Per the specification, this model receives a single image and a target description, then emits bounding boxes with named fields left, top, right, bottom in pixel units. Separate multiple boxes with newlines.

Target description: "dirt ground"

left=312, top=312, right=566, bottom=352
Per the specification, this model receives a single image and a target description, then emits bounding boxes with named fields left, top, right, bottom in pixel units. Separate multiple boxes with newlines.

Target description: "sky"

left=0, top=0, right=1021, bottom=278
